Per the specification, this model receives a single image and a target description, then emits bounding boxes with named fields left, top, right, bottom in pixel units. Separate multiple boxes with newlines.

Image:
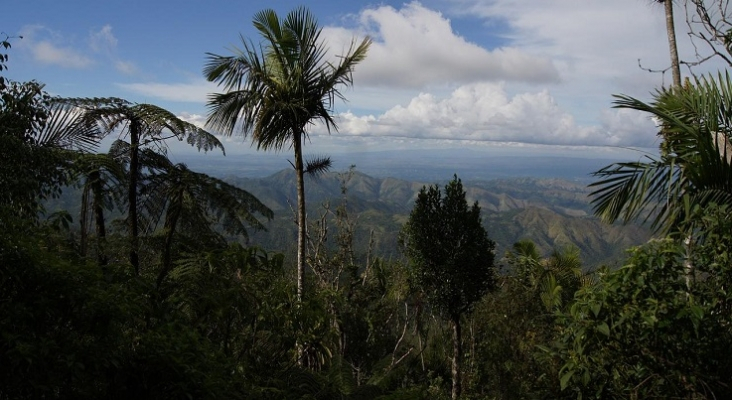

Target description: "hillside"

left=228, top=169, right=651, bottom=268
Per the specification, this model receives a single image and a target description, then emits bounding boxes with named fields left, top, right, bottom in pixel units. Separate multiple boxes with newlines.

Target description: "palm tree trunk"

left=294, top=132, right=306, bottom=303
left=157, top=200, right=180, bottom=289
left=663, top=0, right=682, bottom=88
left=80, top=184, right=90, bottom=257
left=294, top=132, right=307, bottom=366
left=129, top=120, right=140, bottom=275
left=660, top=0, right=692, bottom=289
left=91, top=170, right=108, bottom=267
left=451, top=315, right=462, bottom=400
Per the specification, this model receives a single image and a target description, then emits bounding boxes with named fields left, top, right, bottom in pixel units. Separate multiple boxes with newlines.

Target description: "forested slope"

left=228, top=169, right=650, bottom=267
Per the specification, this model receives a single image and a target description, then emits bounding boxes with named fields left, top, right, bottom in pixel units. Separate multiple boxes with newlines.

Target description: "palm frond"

left=60, top=97, right=225, bottom=154
left=591, top=72, right=732, bottom=234
left=35, top=99, right=103, bottom=152
left=204, top=7, right=370, bottom=150
left=72, top=152, right=127, bottom=192
left=589, top=158, right=682, bottom=229
left=140, top=157, right=273, bottom=240
left=108, top=139, right=130, bottom=163
left=304, top=154, right=332, bottom=178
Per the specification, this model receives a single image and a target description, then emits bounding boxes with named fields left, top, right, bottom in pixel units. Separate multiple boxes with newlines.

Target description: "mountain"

left=228, top=169, right=651, bottom=268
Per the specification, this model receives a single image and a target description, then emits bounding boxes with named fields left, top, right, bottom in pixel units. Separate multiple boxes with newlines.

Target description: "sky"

left=3, top=0, right=727, bottom=163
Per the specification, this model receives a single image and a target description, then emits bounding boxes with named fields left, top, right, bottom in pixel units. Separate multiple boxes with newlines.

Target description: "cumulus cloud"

left=450, top=0, right=688, bottom=91
left=327, top=82, right=658, bottom=147
left=177, top=112, right=207, bottom=128
left=323, top=2, right=559, bottom=89
left=312, top=1, right=665, bottom=148
left=115, top=1, right=674, bottom=149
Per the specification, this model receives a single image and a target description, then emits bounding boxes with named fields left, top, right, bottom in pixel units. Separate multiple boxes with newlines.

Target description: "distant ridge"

left=229, top=169, right=651, bottom=268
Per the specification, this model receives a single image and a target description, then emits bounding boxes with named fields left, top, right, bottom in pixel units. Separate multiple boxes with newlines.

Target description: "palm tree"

left=67, top=98, right=225, bottom=274
left=590, top=72, right=732, bottom=235
left=137, top=149, right=273, bottom=288
left=204, top=7, right=370, bottom=302
left=659, top=0, right=682, bottom=88
left=505, top=240, right=587, bottom=311
left=74, top=150, right=126, bottom=266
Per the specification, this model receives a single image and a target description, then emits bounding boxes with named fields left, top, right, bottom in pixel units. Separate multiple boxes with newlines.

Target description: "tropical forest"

left=3, top=3, right=732, bottom=399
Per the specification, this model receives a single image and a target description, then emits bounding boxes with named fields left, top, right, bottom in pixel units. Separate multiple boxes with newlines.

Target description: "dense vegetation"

left=3, top=4, right=732, bottom=398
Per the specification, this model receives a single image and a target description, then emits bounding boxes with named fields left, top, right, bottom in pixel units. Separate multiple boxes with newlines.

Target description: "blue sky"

left=4, top=1, right=725, bottom=161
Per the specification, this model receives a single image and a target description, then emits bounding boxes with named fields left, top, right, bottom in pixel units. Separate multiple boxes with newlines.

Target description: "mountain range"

left=227, top=169, right=651, bottom=268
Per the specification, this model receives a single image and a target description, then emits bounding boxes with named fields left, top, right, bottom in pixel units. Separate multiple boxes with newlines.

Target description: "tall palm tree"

left=590, top=72, right=732, bottom=234
left=66, top=98, right=225, bottom=274
left=204, top=7, right=370, bottom=302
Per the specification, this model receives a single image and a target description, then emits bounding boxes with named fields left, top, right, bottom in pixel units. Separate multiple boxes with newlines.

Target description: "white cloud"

left=117, top=79, right=217, bottom=103
left=114, top=1, right=678, bottom=149
left=19, top=26, right=93, bottom=68
left=177, top=112, right=207, bottom=128
left=18, top=24, right=138, bottom=74
left=90, top=25, right=138, bottom=75
left=31, top=40, right=93, bottom=68
left=89, top=25, right=117, bottom=53
left=327, top=82, right=658, bottom=147
left=448, top=0, right=706, bottom=92
left=314, top=1, right=666, bottom=148
left=323, top=2, right=559, bottom=89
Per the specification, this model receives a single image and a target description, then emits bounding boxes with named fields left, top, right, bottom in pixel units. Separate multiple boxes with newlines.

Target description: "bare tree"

left=685, top=0, right=732, bottom=67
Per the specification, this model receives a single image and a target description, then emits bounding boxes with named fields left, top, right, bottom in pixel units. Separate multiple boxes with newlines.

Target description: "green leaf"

left=560, top=369, right=575, bottom=390
left=590, top=302, right=601, bottom=317
left=596, top=322, right=610, bottom=337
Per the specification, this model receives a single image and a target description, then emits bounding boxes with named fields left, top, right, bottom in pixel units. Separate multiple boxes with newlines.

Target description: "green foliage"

left=0, top=33, right=11, bottom=91
left=0, top=217, right=281, bottom=399
left=0, top=213, right=138, bottom=399
left=0, top=80, right=50, bottom=142
left=0, top=43, right=103, bottom=220
left=0, top=134, right=67, bottom=218
left=400, top=175, right=497, bottom=399
left=461, top=241, right=588, bottom=399
left=59, top=97, right=226, bottom=273
left=0, top=49, right=281, bottom=397
left=553, top=214, right=732, bottom=399
left=137, top=153, right=274, bottom=287
left=0, top=80, right=104, bottom=220
left=582, top=72, right=732, bottom=398
left=400, top=175, right=496, bottom=320
left=591, top=73, right=732, bottom=233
